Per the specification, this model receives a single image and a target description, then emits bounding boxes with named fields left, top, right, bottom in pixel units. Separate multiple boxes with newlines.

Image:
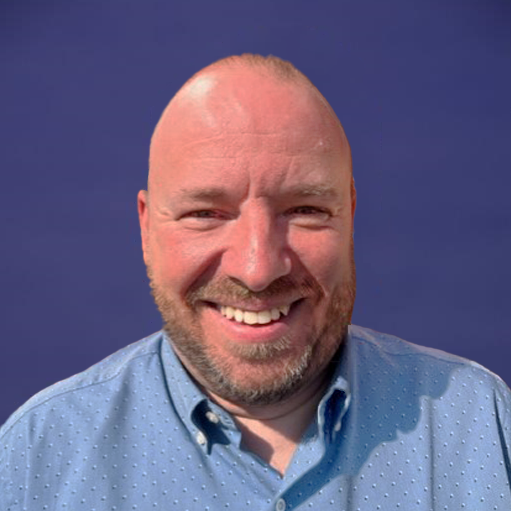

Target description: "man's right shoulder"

left=0, top=331, right=165, bottom=439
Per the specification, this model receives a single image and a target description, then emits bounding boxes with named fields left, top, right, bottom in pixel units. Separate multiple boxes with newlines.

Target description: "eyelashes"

left=179, top=206, right=333, bottom=231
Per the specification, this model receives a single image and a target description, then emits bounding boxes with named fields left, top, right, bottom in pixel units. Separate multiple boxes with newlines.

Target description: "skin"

left=138, top=65, right=356, bottom=473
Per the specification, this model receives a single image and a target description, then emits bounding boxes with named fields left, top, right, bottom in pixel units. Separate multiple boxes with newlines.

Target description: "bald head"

left=147, top=54, right=352, bottom=197
left=138, top=55, right=357, bottom=407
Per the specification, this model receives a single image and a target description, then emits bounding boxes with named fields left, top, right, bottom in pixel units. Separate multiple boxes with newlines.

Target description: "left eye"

left=285, top=206, right=331, bottom=226
left=289, top=206, right=327, bottom=215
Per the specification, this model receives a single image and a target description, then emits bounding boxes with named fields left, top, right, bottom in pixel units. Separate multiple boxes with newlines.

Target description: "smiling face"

left=138, top=66, right=356, bottom=406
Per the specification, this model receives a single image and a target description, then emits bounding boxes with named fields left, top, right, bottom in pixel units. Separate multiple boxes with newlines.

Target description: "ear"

left=137, top=190, right=150, bottom=265
left=350, top=177, right=357, bottom=231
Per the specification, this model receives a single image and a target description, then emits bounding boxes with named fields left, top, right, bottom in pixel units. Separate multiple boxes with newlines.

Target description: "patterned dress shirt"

left=1, top=325, right=510, bottom=510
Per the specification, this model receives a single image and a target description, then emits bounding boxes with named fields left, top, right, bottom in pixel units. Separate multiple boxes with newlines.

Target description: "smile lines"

left=218, top=304, right=291, bottom=325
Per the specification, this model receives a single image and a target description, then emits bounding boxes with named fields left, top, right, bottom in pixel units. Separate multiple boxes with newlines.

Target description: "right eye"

left=179, top=209, right=228, bottom=230
left=186, top=210, right=219, bottom=218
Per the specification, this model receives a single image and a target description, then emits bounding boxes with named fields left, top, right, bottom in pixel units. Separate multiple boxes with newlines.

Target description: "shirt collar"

left=314, top=327, right=352, bottom=442
left=159, top=333, right=242, bottom=451
left=159, top=333, right=209, bottom=430
left=159, top=327, right=354, bottom=445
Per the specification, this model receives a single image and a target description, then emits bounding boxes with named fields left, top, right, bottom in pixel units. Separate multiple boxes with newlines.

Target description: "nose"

left=222, top=205, right=292, bottom=292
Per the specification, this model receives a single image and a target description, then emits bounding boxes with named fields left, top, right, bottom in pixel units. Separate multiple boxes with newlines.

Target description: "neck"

left=208, top=370, right=331, bottom=476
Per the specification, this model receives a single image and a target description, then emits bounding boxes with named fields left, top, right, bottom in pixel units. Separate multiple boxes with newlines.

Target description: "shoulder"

left=348, top=325, right=511, bottom=412
left=0, top=331, right=165, bottom=440
left=349, top=324, right=505, bottom=373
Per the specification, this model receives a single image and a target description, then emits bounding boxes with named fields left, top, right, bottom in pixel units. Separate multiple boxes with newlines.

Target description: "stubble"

left=147, top=244, right=356, bottom=406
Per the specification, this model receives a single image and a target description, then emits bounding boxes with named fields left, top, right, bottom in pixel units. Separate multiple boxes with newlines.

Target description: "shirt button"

left=276, top=498, right=286, bottom=511
left=205, top=411, right=220, bottom=424
left=195, top=431, right=207, bottom=445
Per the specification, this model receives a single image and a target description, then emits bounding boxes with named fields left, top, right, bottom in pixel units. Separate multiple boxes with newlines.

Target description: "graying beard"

left=149, top=249, right=355, bottom=406
left=162, top=317, right=315, bottom=406
left=227, top=335, right=292, bottom=360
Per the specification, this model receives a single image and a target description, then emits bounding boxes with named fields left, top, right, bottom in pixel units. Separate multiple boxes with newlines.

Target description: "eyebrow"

left=282, top=184, right=339, bottom=199
left=176, top=183, right=340, bottom=202
left=177, top=187, right=229, bottom=202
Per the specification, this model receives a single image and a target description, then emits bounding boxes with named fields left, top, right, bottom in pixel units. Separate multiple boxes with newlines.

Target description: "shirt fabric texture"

left=1, top=325, right=510, bottom=510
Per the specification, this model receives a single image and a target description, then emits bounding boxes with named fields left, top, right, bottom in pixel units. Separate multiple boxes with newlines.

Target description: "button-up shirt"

left=1, top=325, right=510, bottom=510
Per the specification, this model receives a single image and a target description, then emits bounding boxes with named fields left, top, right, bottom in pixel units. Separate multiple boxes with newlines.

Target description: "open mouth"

left=207, top=298, right=305, bottom=326
left=217, top=304, right=291, bottom=325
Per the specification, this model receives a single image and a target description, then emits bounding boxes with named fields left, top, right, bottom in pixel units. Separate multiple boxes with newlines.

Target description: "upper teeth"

left=219, top=304, right=290, bottom=325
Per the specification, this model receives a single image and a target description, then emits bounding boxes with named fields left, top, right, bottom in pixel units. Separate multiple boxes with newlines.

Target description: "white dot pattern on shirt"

left=0, top=328, right=510, bottom=510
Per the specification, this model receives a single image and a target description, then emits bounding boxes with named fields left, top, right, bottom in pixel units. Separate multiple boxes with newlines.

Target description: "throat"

left=204, top=350, right=335, bottom=475
left=238, top=421, right=302, bottom=476
left=229, top=384, right=325, bottom=475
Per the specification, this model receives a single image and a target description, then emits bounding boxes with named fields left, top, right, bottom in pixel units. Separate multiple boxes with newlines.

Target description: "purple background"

left=1, top=0, right=510, bottom=425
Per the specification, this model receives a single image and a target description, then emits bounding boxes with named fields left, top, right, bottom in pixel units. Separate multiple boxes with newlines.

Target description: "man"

left=1, top=54, right=510, bottom=510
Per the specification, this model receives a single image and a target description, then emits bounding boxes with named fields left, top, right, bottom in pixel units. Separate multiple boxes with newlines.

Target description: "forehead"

left=149, top=68, right=350, bottom=198
left=157, top=136, right=350, bottom=208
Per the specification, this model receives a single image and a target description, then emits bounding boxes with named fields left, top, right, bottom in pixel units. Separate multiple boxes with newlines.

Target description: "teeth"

left=218, top=304, right=292, bottom=325
left=243, top=311, right=258, bottom=325
left=257, top=311, right=272, bottom=324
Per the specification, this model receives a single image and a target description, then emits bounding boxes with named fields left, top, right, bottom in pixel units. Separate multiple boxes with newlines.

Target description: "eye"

left=179, top=209, right=229, bottom=230
left=287, top=205, right=331, bottom=217
left=286, top=206, right=332, bottom=226
left=187, top=210, right=219, bottom=218
left=289, top=206, right=326, bottom=215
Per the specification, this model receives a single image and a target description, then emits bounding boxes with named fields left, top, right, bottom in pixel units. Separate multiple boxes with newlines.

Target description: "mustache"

left=186, top=275, right=323, bottom=306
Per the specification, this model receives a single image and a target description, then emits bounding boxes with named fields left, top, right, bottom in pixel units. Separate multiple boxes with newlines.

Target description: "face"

left=139, top=70, right=356, bottom=406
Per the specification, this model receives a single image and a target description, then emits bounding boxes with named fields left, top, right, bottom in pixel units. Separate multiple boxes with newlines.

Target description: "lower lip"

left=202, top=303, right=300, bottom=344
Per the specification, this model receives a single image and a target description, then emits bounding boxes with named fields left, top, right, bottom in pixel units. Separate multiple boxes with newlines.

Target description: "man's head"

left=138, top=54, right=356, bottom=407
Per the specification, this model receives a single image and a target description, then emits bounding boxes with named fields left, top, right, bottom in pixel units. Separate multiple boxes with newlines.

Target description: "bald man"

left=1, top=54, right=510, bottom=510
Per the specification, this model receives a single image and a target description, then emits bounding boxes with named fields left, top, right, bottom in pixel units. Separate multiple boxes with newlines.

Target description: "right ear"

left=137, top=190, right=150, bottom=265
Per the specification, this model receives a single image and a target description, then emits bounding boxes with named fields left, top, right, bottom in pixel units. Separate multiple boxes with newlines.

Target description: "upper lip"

left=206, top=298, right=302, bottom=312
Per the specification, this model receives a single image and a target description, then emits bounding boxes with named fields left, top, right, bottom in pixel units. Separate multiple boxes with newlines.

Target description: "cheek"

left=149, top=227, right=222, bottom=295
left=290, top=232, right=350, bottom=290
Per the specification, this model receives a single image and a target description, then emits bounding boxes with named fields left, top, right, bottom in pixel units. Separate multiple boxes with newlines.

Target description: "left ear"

left=350, top=177, right=357, bottom=231
left=137, top=189, right=150, bottom=265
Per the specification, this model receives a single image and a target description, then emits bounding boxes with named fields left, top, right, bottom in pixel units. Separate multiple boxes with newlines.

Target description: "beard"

left=148, top=242, right=356, bottom=407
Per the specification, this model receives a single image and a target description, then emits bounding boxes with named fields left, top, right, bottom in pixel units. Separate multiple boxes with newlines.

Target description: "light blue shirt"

left=1, top=325, right=510, bottom=510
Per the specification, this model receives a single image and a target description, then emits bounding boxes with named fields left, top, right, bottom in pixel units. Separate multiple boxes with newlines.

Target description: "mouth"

left=217, top=303, right=291, bottom=325
left=198, top=298, right=306, bottom=344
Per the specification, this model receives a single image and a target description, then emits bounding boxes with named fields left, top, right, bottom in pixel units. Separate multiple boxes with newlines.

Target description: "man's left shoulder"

left=349, top=324, right=511, bottom=406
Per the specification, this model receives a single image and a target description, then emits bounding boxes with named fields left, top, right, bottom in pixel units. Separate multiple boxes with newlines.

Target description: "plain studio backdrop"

left=0, top=0, right=510, bottom=425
